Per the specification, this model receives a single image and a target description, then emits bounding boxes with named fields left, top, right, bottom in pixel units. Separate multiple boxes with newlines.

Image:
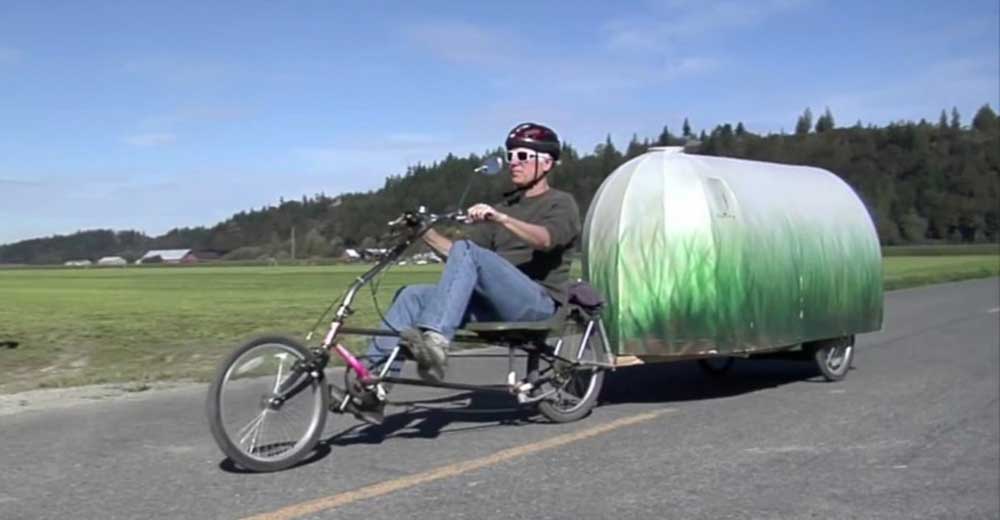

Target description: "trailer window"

left=705, top=178, right=736, bottom=219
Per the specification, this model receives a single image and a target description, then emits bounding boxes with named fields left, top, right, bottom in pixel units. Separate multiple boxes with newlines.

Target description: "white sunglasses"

left=506, top=148, right=551, bottom=163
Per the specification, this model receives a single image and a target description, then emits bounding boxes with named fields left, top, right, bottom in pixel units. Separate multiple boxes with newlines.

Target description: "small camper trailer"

left=582, top=147, right=883, bottom=380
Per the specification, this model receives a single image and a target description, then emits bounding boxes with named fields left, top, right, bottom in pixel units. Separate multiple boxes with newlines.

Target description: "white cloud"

left=385, top=132, right=441, bottom=147
left=293, top=138, right=457, bottom=175
left=140, top=106, right=248, bottom=129
left=668, top=57, right=718, bottom=76
left=123, top=55, right=232, bottom=88
left=123, top=133, right=176, bottom=147
left=406, top=21, right=516, bottom=68
left=407, top=18, right=717, bottom=96
left=602, top=0, right=813, bottom=52
left=0, top=178, right=40, bottom=186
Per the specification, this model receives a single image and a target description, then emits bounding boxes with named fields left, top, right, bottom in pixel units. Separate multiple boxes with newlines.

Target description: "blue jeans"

left=365, top=240, right=556, bottom=374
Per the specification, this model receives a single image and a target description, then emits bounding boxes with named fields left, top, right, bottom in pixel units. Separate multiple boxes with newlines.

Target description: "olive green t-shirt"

left=466, top=188, right=581, bottom=304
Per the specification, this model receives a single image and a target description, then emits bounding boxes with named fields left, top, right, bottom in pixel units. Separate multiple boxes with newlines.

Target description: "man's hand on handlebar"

left=386, top=208, right=470, bottom=236
left=467, top=203, right=509, bottom=224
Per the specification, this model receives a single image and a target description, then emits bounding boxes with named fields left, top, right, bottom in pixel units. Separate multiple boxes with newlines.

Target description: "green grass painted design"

left=590, top=217, right=883, bottom=355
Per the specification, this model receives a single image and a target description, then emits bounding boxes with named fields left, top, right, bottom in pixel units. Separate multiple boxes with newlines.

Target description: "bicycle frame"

left=280, top=208, right=612, bottom=412
left=308, top=222, right=423, bottom=385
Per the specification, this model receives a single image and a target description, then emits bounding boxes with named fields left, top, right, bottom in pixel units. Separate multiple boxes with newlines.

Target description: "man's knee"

left=395, top=284, right=435, bottom=304
left=451, top=239, right=473, bottom=256
left=452, top=240, right=491, bottom=264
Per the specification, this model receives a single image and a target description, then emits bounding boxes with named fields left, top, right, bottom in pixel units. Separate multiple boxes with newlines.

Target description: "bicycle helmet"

left=505, top=122, right=561, bottom=161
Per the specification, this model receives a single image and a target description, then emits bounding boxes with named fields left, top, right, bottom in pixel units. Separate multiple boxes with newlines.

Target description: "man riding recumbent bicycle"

left=207, top=123, right=613, bottom=472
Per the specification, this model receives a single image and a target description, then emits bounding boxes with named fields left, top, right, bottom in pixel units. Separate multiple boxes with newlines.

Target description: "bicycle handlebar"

left=386, top=207, right=470, bottom=230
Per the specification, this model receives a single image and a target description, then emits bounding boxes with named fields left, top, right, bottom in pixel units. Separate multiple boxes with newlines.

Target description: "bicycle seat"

left=463, top=317, right=561, bottom=333
left=459, top=304, right=572, bottom=342
left=456, top=282, right=605, bottom=345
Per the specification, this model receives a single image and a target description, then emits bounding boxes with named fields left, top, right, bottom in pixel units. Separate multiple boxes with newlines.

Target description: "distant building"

left=97, top=256, right=127, bottom=266
left=64, top=259, right=92, bottom=267
left=138, top=249, right=196, bottom=264
left=360, top=248, right=389, bottom=261
left=343, top=248, right=386, bottom=261
left=410, top=252, right=442, bottom=264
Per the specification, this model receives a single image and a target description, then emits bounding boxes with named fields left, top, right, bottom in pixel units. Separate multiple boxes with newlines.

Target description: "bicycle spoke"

left=239, top=411, right=267, bottom=451
left=237, top=412, right=266, bottom=442
left=250, top=412, right=267, bottom=455
left=272, top=353, right=289, bottom=393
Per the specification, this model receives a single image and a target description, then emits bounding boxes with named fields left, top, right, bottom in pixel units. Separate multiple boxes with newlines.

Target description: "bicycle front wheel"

left=206, top=336, right=329, bottom=472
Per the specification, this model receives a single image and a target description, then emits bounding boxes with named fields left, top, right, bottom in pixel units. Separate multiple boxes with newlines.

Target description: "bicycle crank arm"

left=506, top=371, right=560, bottom=404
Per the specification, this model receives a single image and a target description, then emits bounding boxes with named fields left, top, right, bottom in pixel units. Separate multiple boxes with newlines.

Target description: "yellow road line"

left=243, top=410, right=671, bottom=520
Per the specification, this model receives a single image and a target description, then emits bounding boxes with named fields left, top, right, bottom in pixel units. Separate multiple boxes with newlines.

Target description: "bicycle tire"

left=537, top=318, right=606, bottom=423
left=206, top=335, right=329, bottom=472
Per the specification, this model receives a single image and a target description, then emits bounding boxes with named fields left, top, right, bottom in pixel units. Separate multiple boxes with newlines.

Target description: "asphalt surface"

left=2, top=277, right=998, bottom=520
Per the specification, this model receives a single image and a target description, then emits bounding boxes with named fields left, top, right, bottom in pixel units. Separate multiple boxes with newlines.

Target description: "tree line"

left=2, top=104, right=997, bottom=265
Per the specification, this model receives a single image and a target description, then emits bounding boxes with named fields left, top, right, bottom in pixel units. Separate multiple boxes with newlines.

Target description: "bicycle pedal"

left=328, top=385, right=352, bottom=413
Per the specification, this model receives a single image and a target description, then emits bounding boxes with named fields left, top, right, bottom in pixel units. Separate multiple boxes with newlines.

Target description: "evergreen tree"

left=795, top=108, right=813, bottom=135
left=625, top=133, right=645, bottom=159
left=815, top=107, right=835, bottom=133
left=972, top=104, right=998, bottom=133
left=682, top=118, right=692, bottom=137
left=735, top=122, right=746, bottom=136
left=950, top=107, right=961, bottom=129
left=938, top=109, right=948, bottom=130
left=656, top=125, right=672, bottom=146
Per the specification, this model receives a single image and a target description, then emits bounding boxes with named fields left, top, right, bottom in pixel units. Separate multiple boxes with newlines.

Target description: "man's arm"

left=421, top=228, right=453, bottom=256
left=493, top=213, right=551, bottom=250
left=467, top=203, right=551, bottom=250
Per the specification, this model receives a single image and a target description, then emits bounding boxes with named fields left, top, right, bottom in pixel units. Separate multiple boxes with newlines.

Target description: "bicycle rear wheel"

left=536, top=317, right=606, bottom=423
left=206, top=336, right=329, bottom=472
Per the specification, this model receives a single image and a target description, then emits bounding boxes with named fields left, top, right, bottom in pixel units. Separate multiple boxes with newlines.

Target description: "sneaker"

left=330, top=385, right=385, bottom=426
left=400, top=328, right=449, bottom=382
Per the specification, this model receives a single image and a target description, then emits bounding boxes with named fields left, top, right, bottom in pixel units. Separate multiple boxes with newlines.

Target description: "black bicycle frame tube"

left=379, top=376, right=513, bottom=393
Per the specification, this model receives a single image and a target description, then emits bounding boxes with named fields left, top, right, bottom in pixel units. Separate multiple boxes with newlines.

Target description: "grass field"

left=882, top=243, right=999, bottom=256
left=0, top=254, right=997, bottom=393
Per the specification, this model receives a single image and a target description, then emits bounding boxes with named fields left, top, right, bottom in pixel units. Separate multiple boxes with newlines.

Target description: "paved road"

left=2, top=278, right=997, bottom=520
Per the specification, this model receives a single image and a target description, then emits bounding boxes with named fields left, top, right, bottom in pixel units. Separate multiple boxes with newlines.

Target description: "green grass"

left=883, top=243, right=1000, bottom=256
left=0, top=254, right=996, bottom=393
left=0, top=264, right=440, bottom=393
left=882, top=255, right=999, bottom=290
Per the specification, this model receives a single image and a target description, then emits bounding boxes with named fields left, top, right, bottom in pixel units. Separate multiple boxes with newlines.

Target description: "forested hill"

left=2, top=105, right=998, bottom=265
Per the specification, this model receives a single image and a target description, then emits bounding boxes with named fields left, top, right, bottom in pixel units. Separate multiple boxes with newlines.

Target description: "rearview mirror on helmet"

left=476, top=156, right=503, bottom=176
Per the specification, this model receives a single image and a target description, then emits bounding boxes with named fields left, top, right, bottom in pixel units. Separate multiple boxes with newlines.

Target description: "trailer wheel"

left=807, top=336, right=854, bottom=382
left=697, top=357, right=734, bottom=376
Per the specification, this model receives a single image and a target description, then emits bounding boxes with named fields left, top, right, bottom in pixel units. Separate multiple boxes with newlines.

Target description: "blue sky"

left=1, top=0, right=997, bottom=245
